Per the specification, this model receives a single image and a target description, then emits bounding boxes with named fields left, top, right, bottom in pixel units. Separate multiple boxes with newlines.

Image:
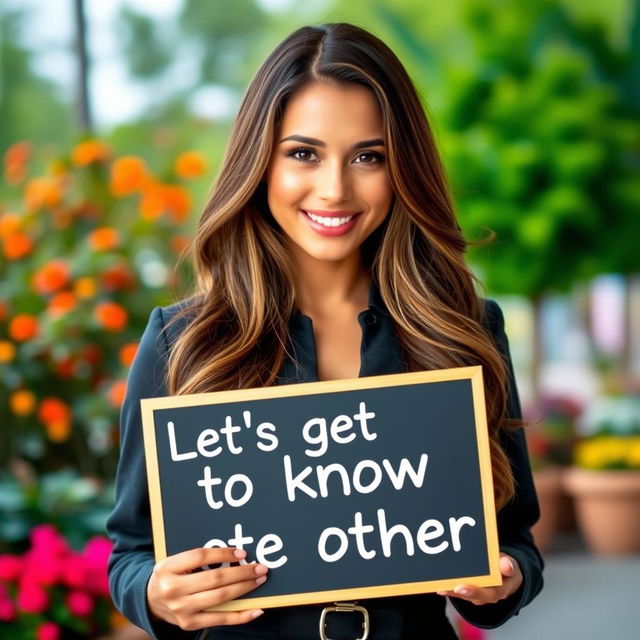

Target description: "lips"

left=300, top=209, right=361, bottom=237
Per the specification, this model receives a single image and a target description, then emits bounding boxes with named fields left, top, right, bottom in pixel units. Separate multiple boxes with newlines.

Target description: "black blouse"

left=107, top=289, right=543, bottom=639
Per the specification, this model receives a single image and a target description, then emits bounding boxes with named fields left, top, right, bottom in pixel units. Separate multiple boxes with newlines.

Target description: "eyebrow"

left=279, top=135, right=385, bottom=150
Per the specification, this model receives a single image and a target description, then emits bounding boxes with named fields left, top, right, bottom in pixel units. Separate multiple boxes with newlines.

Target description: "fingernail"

left=254, top=564, right=268, bottom=576
left=507, top=559, right=514, bottom=572
left=454, top=587, right=471, bottom=596
left=255, top=576, right=267, bottom=586
left=250, top=609, right=264, bottom=619
left=233, top=549, right=247, bottom=559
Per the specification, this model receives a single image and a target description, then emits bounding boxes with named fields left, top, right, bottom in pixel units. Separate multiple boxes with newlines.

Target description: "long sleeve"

left=451, top=299, right=544, bottom=628
left=106, top=307, right=196, bottom=640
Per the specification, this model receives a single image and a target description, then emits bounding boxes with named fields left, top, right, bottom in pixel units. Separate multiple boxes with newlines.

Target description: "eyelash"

left=285, top=146, right=385, bottom=165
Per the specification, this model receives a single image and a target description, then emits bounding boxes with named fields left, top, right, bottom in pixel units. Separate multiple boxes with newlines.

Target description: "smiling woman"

left=267, top=82, right=393, bottom=265
left=107, top=22, right=543, bottom=640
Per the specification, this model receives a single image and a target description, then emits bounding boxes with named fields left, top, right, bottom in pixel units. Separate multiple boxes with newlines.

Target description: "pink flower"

left=61, top=553, right=88, bottom=589
left=83, top=536, right=112, bottom=566
left=0, top=554, right=23, bottom=582
left=0, top=584, right=16, bottom=621
left=82, top=536, right=112, bottom=596
left=30, top=524, right=68, bottom=556
left=23, top=548, right=61, bottom=586
left=36, top=621, right=61, bottom=640
left=457, top=618, right=486, bottom=640
left=17, top=580, right=49, bottom=614
left=66, top=590, right=94, bottom=617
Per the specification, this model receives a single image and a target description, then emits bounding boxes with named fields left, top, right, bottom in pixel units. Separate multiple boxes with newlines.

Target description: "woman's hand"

left=147, top=547, right=268, bottom=632
left=436, top=553, right=522, bottom=606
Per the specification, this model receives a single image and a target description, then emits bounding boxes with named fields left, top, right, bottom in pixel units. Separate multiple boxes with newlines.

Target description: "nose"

left=317, top=160, right=350, bottom=203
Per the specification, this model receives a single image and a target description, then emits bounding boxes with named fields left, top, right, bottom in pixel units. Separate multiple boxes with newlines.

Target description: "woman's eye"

left=287, top=147, right=318, bottom=163
left=354, top=151, right=384, bottom=165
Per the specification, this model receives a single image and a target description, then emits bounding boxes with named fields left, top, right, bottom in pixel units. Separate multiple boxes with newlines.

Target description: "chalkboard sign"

left=141, top=366, right=501, bottom=611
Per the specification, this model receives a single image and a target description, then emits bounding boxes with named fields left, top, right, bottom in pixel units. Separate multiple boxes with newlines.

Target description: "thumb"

left=499, top=554, right=516, bottom=577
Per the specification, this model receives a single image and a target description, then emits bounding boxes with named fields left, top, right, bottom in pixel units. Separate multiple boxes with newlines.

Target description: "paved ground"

left=487, top=535, right=640, bottom=639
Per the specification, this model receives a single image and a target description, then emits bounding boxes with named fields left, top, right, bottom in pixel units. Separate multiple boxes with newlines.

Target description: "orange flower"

left=8, top=314, right=38, bottom=341
left=4, top=141, right=31, bottom=185
left=0, top=301, right=7, bottom=321
left=45, top=420, right=71, bottom=443
left=110, top=611, right=129, bottom=629
left=10, top=389, right=36, bottom=416
left=0, top=213, right=21, bottom=237
left=110, top=156, right=148, bottom=197
left=95, top=301, right=128, bottom=332
left=100, top=264, right=134, bottom=292
left=71, top=139, right=111, bottom=166
left=174, top=151, right=207, bottom=179
left=0, top=340, right=16, bottom=363
left=170, top=234, right=190, bottom=254
left=48, top=291, right=77, bottom=317
left=2, top=232, right=33, bottom=260
left=38, top=397, right=71, bottom=425
left=139, top=183, right=165, bottom=221
left=108, top=379, right=127, bottom=407
left=74, top=277, right=97, bottom=299
left=163, top=185, right=191, bottom=223
left=88, top=227, right=120, bottom=251
left=119, top=342, right=138, bottom=367
left=24, top=176, right=62, bottom=211
left=32, top=260, right=71, bottom=295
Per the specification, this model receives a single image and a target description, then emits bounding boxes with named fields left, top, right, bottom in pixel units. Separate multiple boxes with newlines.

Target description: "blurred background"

left=1, top=0, right=638, bottom=638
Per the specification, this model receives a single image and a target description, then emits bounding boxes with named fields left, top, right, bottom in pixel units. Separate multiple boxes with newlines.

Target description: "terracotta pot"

left=531, top=467, right=564, bottom=553
left=563, top=467, right=640, bottom=555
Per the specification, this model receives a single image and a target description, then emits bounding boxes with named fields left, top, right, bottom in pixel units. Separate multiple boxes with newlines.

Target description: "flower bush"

left=0, top=524, right=125, bottom=639
left=574, top=435, right=640, bottom=471
left=525, top=394, right=583, bottom=470
left=0, top=139, right=208, bottom=478
left=572, top=394, right=640, bottom=471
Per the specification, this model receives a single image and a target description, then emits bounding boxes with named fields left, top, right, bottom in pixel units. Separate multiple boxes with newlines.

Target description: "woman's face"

left=266, top=81, right=393, bottom=267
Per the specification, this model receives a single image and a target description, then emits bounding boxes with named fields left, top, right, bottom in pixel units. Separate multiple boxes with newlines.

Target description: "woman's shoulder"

left=153, top=296, right=199, bottom=347
left=480, top=298, right=505, bottom=330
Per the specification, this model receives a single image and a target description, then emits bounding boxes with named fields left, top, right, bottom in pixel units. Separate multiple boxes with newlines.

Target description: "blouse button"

left=365, top=312, right=377, bottom=326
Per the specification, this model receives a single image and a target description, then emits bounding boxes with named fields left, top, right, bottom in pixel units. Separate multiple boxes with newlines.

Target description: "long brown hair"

left=166, top=23, right=515, bottom=509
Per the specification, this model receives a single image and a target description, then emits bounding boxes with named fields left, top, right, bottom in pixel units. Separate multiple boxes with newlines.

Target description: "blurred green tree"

left=0, top=9, right=73, bottom=151
left=335, top=0, right=639, bottom=397
left=118, top=0, right=269, bottom=91
left=437, top=0, right=640, bottom=396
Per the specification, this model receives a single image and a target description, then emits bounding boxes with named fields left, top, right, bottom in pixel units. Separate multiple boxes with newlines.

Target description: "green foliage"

left=0, top=10, right=73, bottom=151
left=437, top=0, right=640, bottom=296
left=118, top=6, right=173, bottom=78
left=0, top=467, right=113, bottom=551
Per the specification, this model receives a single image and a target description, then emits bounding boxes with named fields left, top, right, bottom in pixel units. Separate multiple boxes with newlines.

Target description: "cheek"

left=366, top=176, right=394, bottom=213
left=268, top=166, right=307, bottom=205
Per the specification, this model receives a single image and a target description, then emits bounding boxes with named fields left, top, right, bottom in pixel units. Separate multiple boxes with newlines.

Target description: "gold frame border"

left=141, top=365, right=501, bottom=610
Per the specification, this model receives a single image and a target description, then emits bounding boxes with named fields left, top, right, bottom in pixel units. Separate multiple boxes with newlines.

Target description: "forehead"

left=279, top=81, right=384, bottom=139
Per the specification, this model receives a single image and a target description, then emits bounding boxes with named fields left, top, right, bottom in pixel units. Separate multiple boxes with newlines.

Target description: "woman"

left=107, top=22, right=543, bottom=639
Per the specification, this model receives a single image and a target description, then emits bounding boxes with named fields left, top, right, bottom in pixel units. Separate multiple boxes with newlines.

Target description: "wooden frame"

left=141, top=365, right=501, bottom=610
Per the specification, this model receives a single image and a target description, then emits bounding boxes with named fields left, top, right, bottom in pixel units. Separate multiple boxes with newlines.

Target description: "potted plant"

left=563, top=397, right=640, bottom=555
left=525, top=394, right=582, bottom=552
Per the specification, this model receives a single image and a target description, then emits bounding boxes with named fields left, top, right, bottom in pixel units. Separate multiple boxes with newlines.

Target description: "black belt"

left=201, top=596, right=457, bottom=639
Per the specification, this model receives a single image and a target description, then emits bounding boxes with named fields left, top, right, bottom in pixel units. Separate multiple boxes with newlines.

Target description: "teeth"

left=305, top=212, right=354, bottom=227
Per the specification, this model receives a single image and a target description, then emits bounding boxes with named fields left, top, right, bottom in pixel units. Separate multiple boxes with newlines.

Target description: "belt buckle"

left=319, top=602, right=370, bottom=640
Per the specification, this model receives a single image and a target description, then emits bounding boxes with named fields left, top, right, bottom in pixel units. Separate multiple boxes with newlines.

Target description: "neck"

left=292, top=251, right=371, bottom=317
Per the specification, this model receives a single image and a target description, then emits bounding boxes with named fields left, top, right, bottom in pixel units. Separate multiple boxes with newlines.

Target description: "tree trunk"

left=621, top=274, right=638, bottom=380
left=73, top=0, right=93, bottom=132
left=530, top=294, right=544, bottom=410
